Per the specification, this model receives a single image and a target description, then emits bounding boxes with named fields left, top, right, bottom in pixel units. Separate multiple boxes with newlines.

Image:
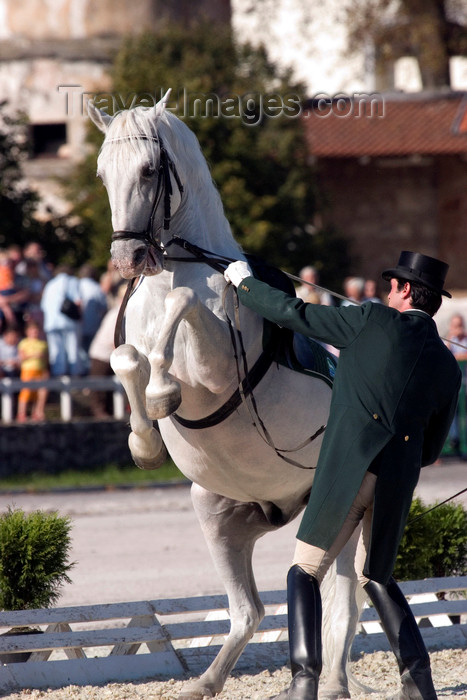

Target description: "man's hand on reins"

left=224, top=260, right=253, bottom=287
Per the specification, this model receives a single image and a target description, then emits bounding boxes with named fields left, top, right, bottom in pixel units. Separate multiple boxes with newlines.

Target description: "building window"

left=30, top=123, right=67, bottom=158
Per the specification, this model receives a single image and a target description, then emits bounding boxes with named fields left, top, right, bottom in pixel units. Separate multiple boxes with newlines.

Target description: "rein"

left=114, top=235, right=325, bottom=468
left=113, top=236, right=467, bottom=480
left=408, top=487, right=467, bottom=524
left=164, top=239, right=325, bottom=467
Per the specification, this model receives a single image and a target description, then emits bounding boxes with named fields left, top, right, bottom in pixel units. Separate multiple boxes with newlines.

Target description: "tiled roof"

left=303, top=91, right=467, bottom=158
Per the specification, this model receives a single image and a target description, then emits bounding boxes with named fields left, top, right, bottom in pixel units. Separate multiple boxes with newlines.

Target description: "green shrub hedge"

left=394, top=497, right=467, bottom=581
left=0, top=507, right=74, bottom=610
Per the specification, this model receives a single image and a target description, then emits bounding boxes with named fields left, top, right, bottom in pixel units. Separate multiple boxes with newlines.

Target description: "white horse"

left=88, top=96, right=367, bottom=700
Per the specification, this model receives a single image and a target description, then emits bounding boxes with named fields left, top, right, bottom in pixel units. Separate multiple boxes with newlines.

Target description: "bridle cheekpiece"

left=110, top=134, right=184, bottom=251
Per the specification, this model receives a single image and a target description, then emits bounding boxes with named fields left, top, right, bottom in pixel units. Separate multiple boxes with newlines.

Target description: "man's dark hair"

left=396, top=279, right=442, bottom=317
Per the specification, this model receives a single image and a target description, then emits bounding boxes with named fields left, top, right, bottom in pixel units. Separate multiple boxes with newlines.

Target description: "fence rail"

left=0, top=576, right=466, bottom=694
left=0, top=376, right=127, bottom=423
left=2, top=361, right=466, bottom=444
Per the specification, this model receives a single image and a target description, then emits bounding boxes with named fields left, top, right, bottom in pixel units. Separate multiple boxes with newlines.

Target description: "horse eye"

left=141, top=162, right=156, bottom=178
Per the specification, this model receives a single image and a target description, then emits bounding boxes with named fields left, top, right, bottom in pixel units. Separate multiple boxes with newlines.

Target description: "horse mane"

left=100, top=107, right=241, bottom=253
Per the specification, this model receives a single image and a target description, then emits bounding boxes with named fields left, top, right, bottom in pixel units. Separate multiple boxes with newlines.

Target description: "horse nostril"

left=133, top=246, right=147, bottom=267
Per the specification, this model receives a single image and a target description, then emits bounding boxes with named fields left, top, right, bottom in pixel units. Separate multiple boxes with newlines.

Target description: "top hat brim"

left=382, top=268, right=451, bottom=298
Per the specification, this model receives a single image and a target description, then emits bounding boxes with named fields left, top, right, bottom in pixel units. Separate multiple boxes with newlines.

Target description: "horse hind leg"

left=111, top=344, right=167, bottom=470
left=178, top=484, right=276, bottom=699
left=320, top=527, right=373, bottom=699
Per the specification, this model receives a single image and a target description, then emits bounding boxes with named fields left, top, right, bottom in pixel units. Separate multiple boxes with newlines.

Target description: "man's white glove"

left=224, top=260, right=253, bottom=287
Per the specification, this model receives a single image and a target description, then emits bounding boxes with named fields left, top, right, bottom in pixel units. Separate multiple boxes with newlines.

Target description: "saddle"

left=246, top=254, right=337, bottom=389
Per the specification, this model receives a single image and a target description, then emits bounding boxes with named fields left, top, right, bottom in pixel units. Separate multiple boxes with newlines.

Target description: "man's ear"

left=402, top=281, right=412, bottom=299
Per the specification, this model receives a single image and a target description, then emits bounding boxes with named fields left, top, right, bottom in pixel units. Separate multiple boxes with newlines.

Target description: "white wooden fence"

left=0, top=576, right=466, bottom=694
left=0, top=376, right=126, bottom=423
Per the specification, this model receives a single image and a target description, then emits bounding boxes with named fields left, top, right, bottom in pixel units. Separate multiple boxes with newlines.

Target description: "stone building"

left=0, top=0, right=231, bottom=213
left=304, top=91, right=467, bottom=293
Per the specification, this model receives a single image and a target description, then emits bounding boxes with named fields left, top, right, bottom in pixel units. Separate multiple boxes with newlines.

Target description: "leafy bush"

left=0, top=507, right=74, bottom=610
left=394, top=497, right=467, bottom=581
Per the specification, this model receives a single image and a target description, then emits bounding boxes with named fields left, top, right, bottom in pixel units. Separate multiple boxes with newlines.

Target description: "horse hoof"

left=128, top=429, right=167, bottom=469
left=133, top=445, right=167, bottom=470
left=178, top=680, right=217, bottom=699
left=146, top=382, right=182, bottom=419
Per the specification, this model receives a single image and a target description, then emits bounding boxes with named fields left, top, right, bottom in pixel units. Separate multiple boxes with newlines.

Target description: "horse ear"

left=87, top=101, right=113, bottom=133
left=149, top=89, right=172, bottom=121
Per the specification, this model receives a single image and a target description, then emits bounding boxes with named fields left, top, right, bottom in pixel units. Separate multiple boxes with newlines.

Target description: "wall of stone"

left=0, top=0, right=231, bottom=40
left=0, top=420, right=132, bottom=478
left=317, top=154, right=467, bottom=292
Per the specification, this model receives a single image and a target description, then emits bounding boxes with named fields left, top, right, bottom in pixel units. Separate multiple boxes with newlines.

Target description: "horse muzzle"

left=111, top=234, right=164, bottom=279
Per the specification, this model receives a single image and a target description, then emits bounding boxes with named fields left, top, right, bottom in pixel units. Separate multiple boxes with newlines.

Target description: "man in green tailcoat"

left=224, top=251, right=461, bottom=700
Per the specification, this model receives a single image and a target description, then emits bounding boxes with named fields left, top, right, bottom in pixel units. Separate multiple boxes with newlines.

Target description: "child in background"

left=17, top=321, right=49, bottom=422
left=0, top=326, right=21, bottom=378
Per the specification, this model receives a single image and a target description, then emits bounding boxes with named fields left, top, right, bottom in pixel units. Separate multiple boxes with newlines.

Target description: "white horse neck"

left=159, top=112, right=241, bottom=258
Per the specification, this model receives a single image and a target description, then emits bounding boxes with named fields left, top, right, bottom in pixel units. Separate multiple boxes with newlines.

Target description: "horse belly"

left=158, top=367, right=332, bottom=508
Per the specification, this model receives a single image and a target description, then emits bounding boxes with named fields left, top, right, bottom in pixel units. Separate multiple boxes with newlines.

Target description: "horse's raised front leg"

left=179, top=483, right=277, bottom=700
left=111, top=344, right=167, bottom=470
left=145, top=286, right=234, bottom=420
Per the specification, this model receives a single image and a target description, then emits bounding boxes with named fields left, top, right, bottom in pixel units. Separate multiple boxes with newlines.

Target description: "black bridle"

left=111, top=135, right=184, bottom=248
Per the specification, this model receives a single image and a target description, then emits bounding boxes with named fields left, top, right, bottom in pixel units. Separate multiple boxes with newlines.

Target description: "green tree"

left=68, top=22, right=349, bottom=287
left=0, top=102, right=92, bottom=267
left=0, top=103, right=40, bottom=248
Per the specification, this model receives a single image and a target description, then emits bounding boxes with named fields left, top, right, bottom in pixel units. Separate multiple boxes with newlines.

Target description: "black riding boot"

left=364, top=578, right=437, bottom=700
left=269, top=564, right=322, bottom=700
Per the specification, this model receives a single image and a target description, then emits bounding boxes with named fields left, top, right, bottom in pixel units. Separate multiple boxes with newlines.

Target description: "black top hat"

left=382, top=251, right=451, bottom=298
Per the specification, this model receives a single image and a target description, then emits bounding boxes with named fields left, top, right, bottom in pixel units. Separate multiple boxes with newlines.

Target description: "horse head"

left=88, top=91, right=184, bottom=279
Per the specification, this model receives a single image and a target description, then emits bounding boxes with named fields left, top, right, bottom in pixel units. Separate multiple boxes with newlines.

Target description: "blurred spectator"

left=40, top=265, right=83, bottom=377
left=88, top=284, right=125, bottom=418
left=0, top=326, right=21, bottom=378
left=296, top=266, right=332, bottom=306
left=16, top=241, right=53, bottom=283
left=445, top=313, right=467, bottom=455
left=341, top=277, right=365, bottom=307
left=363, top=279, right=383, bottom=304
left=0, top=250, right=14, bottom=291
left=0, top=248, right=31, bottom=332
left=446, top=314, right=467, bottom=359
left=78, top=264, right=108, bottom=359
left=22, top=259, right=46, bottom=326
left=16, top=320, right=49, bottom=422
left=6, top=244, right=23, bottom=271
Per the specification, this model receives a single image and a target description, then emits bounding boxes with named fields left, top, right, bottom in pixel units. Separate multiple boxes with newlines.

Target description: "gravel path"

left=1, top=648, right=466, bottom=699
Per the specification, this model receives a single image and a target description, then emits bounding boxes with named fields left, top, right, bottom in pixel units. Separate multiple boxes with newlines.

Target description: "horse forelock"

left=99, top=108, right=161, bottom=172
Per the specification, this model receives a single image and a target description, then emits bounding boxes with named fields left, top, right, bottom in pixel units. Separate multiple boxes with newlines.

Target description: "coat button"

left=405, top=435, right=409, bottom=441
left=373, top=413, right=379, bottom=420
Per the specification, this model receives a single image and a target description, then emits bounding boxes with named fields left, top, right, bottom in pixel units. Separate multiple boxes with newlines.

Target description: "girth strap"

left=172, top=343, right=275, bottom=429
